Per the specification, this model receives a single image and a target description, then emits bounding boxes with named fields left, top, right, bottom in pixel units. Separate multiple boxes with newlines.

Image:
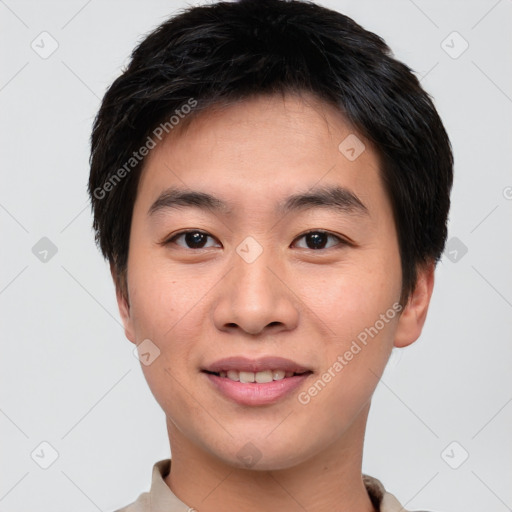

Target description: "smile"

left=204, top=369, right=309, bottom=383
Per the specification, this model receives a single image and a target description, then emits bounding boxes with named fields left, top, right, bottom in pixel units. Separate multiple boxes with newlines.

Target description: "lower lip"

left=203, top=372, right=311, bottom=406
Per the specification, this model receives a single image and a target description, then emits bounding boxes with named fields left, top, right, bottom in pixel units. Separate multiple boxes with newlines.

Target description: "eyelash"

left=162, top=229, right=350, bottom=251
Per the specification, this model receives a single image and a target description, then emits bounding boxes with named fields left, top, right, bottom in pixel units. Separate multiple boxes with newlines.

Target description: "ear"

left=394, top=262, right=435, bottom=348
left=110, top=262, right=136, bottom=344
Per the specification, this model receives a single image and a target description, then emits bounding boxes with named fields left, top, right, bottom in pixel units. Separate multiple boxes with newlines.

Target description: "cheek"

left=124, top=256, right=195, bottom=388
left=125, top=247, right=219, bottom=354
left=129, top=278, right=203, bottom=417
left=299, top=312, right=399, bottom=434
left=302, top=258, right=401, bottom=335
left=299, top=258, right=402, bottom=396
left=127, top=248, right=197, bottom=337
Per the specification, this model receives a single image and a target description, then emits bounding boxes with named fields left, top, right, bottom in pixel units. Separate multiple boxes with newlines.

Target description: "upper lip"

left=202, top=356, right=312, bottom=374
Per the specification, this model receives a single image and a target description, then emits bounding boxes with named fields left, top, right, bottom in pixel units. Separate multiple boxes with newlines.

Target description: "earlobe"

left=110, top=262, right=137, bottom=344
left=394, top=262, right=435, bottom=348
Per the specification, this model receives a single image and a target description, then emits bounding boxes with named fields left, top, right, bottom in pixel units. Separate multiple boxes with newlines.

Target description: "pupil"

left=186, top=232, right=207, bottom=248
left=307, top=232, right=327, bottom=249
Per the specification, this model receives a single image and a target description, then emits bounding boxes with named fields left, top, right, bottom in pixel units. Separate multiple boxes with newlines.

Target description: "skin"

left=114, top=92, right=434, bottom=512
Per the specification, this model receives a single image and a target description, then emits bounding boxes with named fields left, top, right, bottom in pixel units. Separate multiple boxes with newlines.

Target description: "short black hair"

left=88, top=0, right=453, bottom=305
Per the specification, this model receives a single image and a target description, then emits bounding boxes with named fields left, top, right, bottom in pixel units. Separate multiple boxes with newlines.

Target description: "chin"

left=211, top=436, right=311, bottom=472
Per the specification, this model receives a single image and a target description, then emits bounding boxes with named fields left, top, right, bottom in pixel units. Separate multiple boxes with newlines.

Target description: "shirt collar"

left=141, top=458, right=408, bottom=512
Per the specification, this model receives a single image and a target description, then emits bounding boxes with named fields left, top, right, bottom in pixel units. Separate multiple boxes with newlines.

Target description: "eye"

left=164, top=230, right=221, bottom=249
left=292, top=230, right=346, bottom=250
left=163, top=229, right=348, bottom=251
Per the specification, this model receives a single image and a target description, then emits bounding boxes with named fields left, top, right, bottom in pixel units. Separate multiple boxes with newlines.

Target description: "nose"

left=212, top=245, right=300, bottom=336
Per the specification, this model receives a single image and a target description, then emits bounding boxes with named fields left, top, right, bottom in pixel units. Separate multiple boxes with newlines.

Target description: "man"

left=88, top=0, right=452, bottom=510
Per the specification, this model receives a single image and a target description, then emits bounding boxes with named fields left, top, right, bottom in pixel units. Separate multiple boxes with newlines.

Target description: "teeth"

left=226, top=370, right=239, bottom=381
left=239, top=371, right=255, bottom=383
left=216, top=369, right=303, bottom=383
left=255, top=370, right=273, bottom=383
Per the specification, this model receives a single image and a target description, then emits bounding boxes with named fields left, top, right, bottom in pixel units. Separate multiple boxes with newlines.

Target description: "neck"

left=164, top=403, right=377, bottom=512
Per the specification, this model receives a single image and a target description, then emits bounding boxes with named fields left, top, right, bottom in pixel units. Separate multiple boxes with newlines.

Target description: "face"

left=116, top=93, right=432, bottom=470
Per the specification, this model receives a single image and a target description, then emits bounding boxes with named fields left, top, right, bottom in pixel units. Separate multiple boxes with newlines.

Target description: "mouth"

left=201, top=356, right=313, bottom=406
left=202, top=369, right=312, bottom=383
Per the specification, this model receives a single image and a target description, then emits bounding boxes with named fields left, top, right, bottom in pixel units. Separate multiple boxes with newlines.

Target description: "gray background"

left=1, top=0, right=511, bottom=510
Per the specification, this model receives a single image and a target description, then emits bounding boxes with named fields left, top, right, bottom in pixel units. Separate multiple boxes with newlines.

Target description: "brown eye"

left=166, top=230, right=220, bottom=249
left=293, top=230, right=344, bottom=250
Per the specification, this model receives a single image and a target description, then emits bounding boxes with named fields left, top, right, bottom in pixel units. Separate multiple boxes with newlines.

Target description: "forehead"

left=135, top=93, right=386, bottom=218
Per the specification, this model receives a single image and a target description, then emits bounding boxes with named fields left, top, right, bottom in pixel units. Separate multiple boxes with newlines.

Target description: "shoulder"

left=110, top=491, right=150, bottom=512
left=363, top=474, right=438, bottom=512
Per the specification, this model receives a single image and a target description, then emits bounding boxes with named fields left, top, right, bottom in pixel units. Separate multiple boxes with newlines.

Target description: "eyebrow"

left=147, top=184, right=368, bottom=218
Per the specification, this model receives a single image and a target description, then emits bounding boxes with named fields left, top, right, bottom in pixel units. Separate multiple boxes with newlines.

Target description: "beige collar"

left=118, top=458, right=409, bottom=512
